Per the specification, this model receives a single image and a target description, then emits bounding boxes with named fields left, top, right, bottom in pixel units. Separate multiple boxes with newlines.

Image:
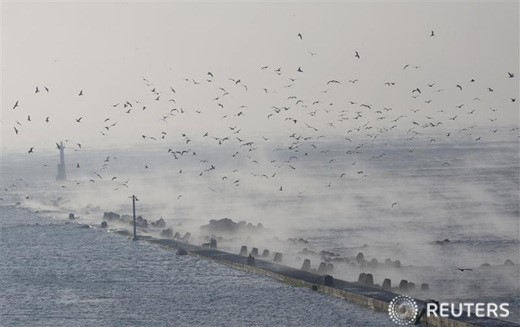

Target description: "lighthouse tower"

left=56, top=142, right=67, bottom=181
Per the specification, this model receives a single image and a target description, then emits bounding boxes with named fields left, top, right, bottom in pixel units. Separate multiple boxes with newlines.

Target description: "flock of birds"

left=6, top=30, right=518, bottom=206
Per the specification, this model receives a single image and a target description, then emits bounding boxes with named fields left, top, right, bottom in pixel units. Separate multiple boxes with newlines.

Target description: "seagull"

left=78, top=90, right=83, bottom=96
left=28, top=147, right=34, bottom=153
left=75, top=117, right=83, bottom=123
left=354, top=51, right=360, bottom=59
left=391, top=202, right=398, bottom=207
left=430, top=30, right=435, bottom=37
left=455, top=268, right=473, bottom=272
left=13, top=100, right=19, bottom=109
left=297, top=33, right=303, bottom=40
left=327, top=80, right=340, bottom=85
left=35, top=86, right=40, bottom=93
left=508, top=72, right=514, bottom=78
left=297, top=67, right=303, bottom=73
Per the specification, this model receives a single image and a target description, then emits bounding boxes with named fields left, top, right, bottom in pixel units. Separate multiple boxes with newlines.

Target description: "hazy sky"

left=1, top=1, right=519, bottom=153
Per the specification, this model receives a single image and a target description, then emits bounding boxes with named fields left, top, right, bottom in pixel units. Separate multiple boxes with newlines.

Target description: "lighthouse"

left=56, top=142, right=67, bottom=181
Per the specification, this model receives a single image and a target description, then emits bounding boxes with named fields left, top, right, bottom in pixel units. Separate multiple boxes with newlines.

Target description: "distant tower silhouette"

left=56, top=142, right=67, bottom=181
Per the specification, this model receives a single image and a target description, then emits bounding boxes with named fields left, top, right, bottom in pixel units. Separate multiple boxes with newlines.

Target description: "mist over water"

left=2, top=136, right=518, bottom=322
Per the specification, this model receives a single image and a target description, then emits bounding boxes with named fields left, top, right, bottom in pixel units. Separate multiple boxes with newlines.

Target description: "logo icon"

left=388, top=295, right=419, bottom=325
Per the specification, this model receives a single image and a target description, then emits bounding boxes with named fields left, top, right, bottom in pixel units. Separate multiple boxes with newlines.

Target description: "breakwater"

left=109, top=233, right=517, bottom=327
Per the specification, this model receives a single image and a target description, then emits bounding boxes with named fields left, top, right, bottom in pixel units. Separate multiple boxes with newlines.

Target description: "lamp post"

left=132, top=195, right=138, bottom=240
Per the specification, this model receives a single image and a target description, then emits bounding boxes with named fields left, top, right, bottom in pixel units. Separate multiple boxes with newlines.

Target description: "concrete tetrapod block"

left=382, top=278, right=391, bottom=291
left=301, top=259, right=311, bottom=271
left=239, top=245, right=248, bottom=256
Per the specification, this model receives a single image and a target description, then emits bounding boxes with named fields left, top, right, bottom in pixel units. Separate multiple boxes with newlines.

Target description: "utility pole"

left=132, top=195, right=137, bottom=241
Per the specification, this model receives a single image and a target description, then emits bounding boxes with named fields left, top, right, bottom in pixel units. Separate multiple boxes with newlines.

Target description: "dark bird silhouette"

left=14, top=127, right=19, bottom=134
left=354, top=51, right=360, bottom=59
left=78, top=90, right=83, bottom=96
left=297, top=33, right=303, bottom=40
left=297, top=67, right=303, bottom=73
left=75, top=117, right=83, bottom=123
left=430, top=30, right=435, bottom=37
left=508, top=72, right=514, bottom=78
left=35, top=86, right=40, bottom=93
left=44, top=86, right=49, bottom=92
left=456, top=84, right=462, bottom=91
left=28, top=147, right=34, bottom=153
left=391, top=202, right=397, bottom=207
left=207, top=72, right=213, bottom=78
left=13, top=100, right=19, bottom=109
left=455, top=268, right=473, bottom=272
left=45, top=117, right=50, bottom=123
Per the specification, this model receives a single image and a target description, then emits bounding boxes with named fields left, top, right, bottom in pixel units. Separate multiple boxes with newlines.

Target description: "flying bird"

left=78, top=90, right=83, bottom=96
left=354, top=51, right=360, bottom=59
left=297, top=33, right=302, bottom=40
left=12, top=101, right=19, bottom=109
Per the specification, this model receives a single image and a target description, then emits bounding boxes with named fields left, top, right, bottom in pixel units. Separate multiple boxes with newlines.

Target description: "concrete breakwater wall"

left=124, top=237, right=517, bottom=327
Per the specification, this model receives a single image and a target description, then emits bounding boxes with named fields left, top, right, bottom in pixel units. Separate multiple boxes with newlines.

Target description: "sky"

left=1, top=1, right=519, bottom=153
